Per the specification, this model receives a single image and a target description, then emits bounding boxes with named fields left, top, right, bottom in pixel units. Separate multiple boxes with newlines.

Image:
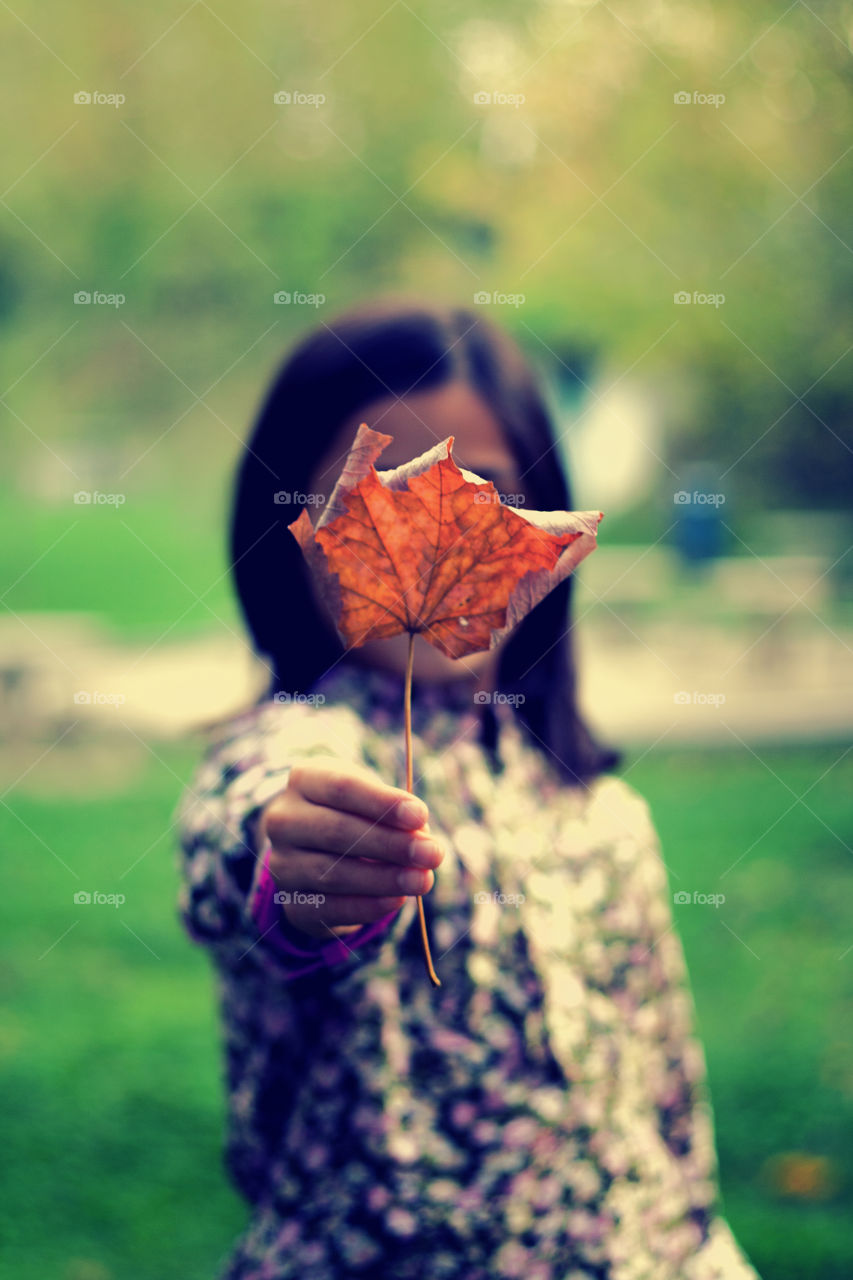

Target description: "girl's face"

left=306, top=380, right=525, bottom=684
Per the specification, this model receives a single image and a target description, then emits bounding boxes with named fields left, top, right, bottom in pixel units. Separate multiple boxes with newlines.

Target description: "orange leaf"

left=289, top=424, right=602, bottom=659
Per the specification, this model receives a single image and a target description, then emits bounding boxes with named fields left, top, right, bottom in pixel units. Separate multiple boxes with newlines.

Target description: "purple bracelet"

left=250, top=842, right=400, bottom=978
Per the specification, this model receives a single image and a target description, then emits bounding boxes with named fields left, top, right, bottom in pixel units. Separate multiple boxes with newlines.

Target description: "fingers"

left=289, top=762, right=429, bottom=831
left=283, top=894, right=406, bottom=939
left=267, top=795, right=444, bottom=869
left=279, top=849, right=435, bottom=898
left=260, top=762, right=443, bottom=940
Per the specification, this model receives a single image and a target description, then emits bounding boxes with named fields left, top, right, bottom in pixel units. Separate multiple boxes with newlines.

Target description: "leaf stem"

left=404, top=630, right=441, bottom=988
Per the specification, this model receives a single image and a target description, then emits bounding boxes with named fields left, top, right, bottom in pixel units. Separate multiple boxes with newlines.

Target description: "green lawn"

left=0, top=484, right=238, bottom=640
left=0, top=736, right=850, bottom=1279
left=629, top=743, right=853, bottom=1280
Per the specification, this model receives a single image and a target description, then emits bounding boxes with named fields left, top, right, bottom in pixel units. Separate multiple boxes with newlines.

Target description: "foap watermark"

left=473, top=290, right=525, bottom=308
left=74, top=290, right=125, bottom=307
left=73, top=890, right=126, bottom=907
left=473, top=489, right=526, bottom=506
left=473, top=690, right=526, bottom=706
left=674, top=690, right=726, bottom=708
left=73, top=490, right=126, bottom=505
left=673, top=890, right=726, bottom=908
left=74, top=690, right=126, bottom=706
left=74, top=90, right=125, bottom=108
left=274, top=890, right=326, bottom=905
left=474, top=890, right=526, bottom=906
left=272, top=691, right=326, bottom=706
left=673, top=90, right=725, bottom=108
left=473, top=91, right=525, bottom=108
left=674, top=290, right=725, bottom=308
left=273, top=290, right=325, bottom=307
left=273, top=89, right=326, bottom=107
left=274, top=490, right=325, bottom=505
left=673, top=490, right=725, bottom=506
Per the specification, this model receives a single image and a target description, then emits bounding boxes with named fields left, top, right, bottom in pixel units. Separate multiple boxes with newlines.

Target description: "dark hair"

left=231, top=296, right=619, bottom=785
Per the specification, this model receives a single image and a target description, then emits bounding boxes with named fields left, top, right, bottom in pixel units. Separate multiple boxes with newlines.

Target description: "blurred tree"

left=1, top=0, right=850, bottom=510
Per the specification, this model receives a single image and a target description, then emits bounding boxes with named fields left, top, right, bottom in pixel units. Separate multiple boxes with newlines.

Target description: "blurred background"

left=1, top=2, right=852, bottom=1277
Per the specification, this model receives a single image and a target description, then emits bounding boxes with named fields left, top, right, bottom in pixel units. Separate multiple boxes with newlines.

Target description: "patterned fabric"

left=176, top=660, right=759, bottom=1280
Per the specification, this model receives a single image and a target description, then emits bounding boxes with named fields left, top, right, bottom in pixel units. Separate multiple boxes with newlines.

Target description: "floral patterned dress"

left=177, top=660, right=760, bottom=1280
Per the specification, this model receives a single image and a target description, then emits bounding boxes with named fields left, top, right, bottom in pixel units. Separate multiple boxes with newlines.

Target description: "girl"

left=177, top=298, right=759, bottom=1279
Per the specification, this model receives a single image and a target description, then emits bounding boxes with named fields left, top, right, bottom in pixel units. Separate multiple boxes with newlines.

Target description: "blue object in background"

left=672, top=462, right=726, bottom=570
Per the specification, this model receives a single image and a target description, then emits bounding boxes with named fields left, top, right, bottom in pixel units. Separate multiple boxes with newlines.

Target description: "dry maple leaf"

left=289, top=424, right=603, bottom=986
left=289, top=424, right=602, bottom=658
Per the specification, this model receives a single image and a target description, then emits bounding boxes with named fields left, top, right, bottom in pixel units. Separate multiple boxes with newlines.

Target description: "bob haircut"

left=231, top=296, right=618, bottom=786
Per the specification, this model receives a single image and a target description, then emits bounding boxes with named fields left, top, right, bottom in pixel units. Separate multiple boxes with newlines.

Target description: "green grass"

left=0, top=738, right=850, bottom=1279
left=0, top=484, right=238, bottom=640
left=627, top=742, right=853, bottom=1279
left=0, top=740, right=246, bottom=1280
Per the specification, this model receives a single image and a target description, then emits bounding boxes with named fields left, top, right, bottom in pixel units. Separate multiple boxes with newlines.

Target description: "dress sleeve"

left=623, top=790, right=761, bottom=1280
left=175, top=708, right=402, bottom=983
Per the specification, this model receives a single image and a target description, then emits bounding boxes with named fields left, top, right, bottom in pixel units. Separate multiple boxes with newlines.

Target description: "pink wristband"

left=250, top=842, right=400, bottom=978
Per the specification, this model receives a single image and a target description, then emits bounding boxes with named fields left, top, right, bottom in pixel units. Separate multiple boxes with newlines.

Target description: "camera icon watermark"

left=473, top=690, right=526, bottom=706
left=473, top=889, right=526, bottom=906
left=73, top=290, right=125, bottom=307
left=73, top=690, right=126, bottom=706
left=273, top=490, right=326, bottom=505
left=473, top=488, right=526, bottom=506
left=673, top=90, right=725, bottom=108
left=273, top=890, right=326, bottom=905
left=273, top=90, right=326, bottom=107
left=473, top=90, right=526, bottom=108
left=473, top=290, right=525, bottom=308
left=673, top=690, right=726, bottom=708
left=73, top=889, right=126, bottom=907
left=73, top=490, right=126, bottom=505
left=273, top=290, right=325, bottom=307
left=673, top=890, right=726, bottom=907
left=673, top=290, right=725, bottom=307
left=74, top=90, right=126, bottom=108
left=271, top=690, right=326, bottom=706
left=673, top=490, right=725, bottom=506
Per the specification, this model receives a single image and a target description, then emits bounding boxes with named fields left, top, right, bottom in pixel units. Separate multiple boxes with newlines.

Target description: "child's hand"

left=259, top=762, right=445, bottom=940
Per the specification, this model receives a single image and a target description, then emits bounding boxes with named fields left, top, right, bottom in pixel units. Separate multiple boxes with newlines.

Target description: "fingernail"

left=398, top=868, right=433, bottom=894
left=396, top=799, right=427, bottom=828
left=409, top=838, right=442, bottom=868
